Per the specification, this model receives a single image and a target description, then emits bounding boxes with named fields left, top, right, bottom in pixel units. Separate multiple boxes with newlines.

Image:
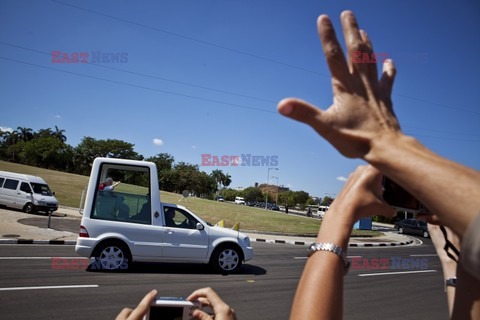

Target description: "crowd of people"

left=116, top=11, right=479, bottom=320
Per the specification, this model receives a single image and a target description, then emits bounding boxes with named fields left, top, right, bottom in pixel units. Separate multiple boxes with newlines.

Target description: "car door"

left=162, top=206, right=209, bottom=260
left=2, top=179, right=20, bottom=208
left=16, top=182, right=33, bottom=209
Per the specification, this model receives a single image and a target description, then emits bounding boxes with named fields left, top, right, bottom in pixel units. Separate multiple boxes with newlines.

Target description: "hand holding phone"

left=382, top=177, right=430, bottom=214
left=146, top=297, right=201, bottom=320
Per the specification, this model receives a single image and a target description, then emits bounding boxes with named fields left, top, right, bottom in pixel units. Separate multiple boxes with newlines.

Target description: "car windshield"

left=31, top=183, right=53, bottom=196
left=418, top=221, right=427, bottom=226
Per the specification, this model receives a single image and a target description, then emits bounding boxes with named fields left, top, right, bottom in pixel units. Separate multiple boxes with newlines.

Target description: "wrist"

left=364, top=131, right=412, bottom=165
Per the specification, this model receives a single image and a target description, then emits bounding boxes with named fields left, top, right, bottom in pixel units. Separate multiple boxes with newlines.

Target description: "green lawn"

left=0, top=160, right=381, bottom=236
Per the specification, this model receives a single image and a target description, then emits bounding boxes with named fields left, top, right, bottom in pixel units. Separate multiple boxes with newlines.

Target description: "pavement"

left=0, top=206, right=415, bottom=247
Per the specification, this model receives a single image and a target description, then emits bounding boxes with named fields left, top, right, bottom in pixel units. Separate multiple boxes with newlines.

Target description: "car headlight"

left=36, top=201, right=46, bottom=205
left=243, top=237, right=250, bottom=247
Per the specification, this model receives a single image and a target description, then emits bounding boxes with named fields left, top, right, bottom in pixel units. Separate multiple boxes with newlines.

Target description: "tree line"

left=0, top=126, right=230, bottom=198
left=0, top=126, right=333, bottom=206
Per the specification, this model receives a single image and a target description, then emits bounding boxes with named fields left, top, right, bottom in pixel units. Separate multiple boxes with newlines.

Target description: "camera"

left=145, top=297, right=201, bottom=320
left=382, top=177, right=430, bottom=214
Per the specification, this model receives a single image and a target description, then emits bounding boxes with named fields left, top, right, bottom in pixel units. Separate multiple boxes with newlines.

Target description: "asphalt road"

left=0, top=240, right=448, bottom=319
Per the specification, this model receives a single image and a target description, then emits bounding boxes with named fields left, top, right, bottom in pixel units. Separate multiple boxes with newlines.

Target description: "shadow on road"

left=86, top=261, right=266, bottom=276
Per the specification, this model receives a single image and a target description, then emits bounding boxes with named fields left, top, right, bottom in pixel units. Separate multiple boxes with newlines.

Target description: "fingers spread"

left=359, top=30, right=378, bottom=83
left=277, top=98, right=327, bottom=135
left=317, top=14, right=350, bottom=85
left=379, top=59, right=396, bottom=97
left=341, top=11, right=370, bottom=75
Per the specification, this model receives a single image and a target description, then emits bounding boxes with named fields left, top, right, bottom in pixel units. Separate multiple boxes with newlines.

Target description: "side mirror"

left=196, top=223, right=204, bottom=231
left=52, top=192, right=55, bottom=196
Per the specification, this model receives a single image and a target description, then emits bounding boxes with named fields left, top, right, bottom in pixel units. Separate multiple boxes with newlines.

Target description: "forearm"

left=290, top=209, right=353, bottom=320
left=366, top=133, right=480, bottom=236
left=451, top=263, right=480, bottom=319
left=440, top=261, right=457, bottom=317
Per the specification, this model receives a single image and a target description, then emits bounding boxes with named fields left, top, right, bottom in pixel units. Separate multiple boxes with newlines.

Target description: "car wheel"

left=23, top=203, right=34, bottom=214
left=93, top=241, right=131, bottom=271
left=398, top=227, right=404, bottom=234
left=211, top=245, right=242, bottom=274
left=423, top=231, right=429, bottom=238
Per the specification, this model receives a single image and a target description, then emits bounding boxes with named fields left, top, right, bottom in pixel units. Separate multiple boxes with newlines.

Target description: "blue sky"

left=1, top=0, right=479, bottom=199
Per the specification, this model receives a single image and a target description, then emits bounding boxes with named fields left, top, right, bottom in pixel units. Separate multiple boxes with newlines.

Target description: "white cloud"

left=336, top=176, right=348, bottom=182
left=153, top=138, right=164, bottom=146
left=55, top=115, right=62, bottom=119
left=0, top=126, right=13, bottom=132
left=191, top=145, right=197, bottom=149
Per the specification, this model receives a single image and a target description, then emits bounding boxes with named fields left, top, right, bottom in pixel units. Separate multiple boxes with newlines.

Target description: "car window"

left=0, top=177, right=4, bottom=188
left=91, top=164, right=151, bottom=225
left=31, top=183, right=53, bottom=196
left=163, top=207, right=198, bottom=229
left=20, top=182, right=32, bottom=193
left=3, top=179, right=19, bottom=190
left=418, top=221, right=427, bottom=227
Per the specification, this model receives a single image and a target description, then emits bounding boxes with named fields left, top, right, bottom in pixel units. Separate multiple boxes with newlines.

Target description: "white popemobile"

left=75, top=157, right=253, bottom=273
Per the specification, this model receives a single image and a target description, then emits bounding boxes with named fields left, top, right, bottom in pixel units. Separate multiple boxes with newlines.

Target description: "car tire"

left=210, top=244, right=242, bottom=274
left=398, top=227, right=404, bottom=234
left=93, top=241, right=131, bottom=271
left=423, top=231, right=429, bottom=238
left=23, top=203, right=34, bottom=214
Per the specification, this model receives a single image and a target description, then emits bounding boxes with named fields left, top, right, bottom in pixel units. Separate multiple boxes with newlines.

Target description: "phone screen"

left=149, top=306, right=183, bottom=320
left=382, top=177, right=421, bottom=210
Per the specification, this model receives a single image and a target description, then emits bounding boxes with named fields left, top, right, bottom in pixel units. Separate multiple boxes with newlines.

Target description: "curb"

left=0, top=238, right=414, bottom=247
left=0, top=239, right=76, bottom=245
left=247, top=238, right=414, bottom=247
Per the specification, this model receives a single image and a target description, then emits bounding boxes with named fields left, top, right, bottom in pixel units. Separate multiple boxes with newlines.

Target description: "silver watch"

left=307, top=242, right=350, bottom=274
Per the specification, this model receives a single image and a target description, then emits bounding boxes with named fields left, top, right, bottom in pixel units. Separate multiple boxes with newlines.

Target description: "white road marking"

left=0, top=285, right=98, bottom=291
left=358, top=270, right=437, bottom=277
left=0, top=257, right=82, bottom=260
left=409, top=254, right=438, bottom=257
left=294, top=256, right=361, bottom=260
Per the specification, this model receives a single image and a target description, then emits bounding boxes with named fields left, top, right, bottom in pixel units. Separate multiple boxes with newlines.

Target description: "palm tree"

left=222, top=173, right=232, bottom=188
left=35, top=128, right=53, bottom=139
left=16, top=126, right=33, bottom=142
left=53, top=125, right=67, bottom=143
left=210, top=169, right=224, bottom=190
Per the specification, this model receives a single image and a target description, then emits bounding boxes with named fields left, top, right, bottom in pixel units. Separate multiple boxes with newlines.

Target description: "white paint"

left=0, top=285, right=98, bottom=291
left=358, top=270, right=437, bottom=277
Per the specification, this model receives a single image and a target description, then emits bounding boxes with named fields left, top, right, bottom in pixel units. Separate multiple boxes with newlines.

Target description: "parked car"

left=0, top=170, right=58, bottom=214
left=215, top=196, right=224, bottom=202
left=75, top=158, right=253, bottom=273
left=394, top=219, right=429, bottom=238
left=234, top=196, right=245, bottom=205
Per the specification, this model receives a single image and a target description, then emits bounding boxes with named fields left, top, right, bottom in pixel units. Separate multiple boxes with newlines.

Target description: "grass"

left=0, top=160, right=381, bottom=236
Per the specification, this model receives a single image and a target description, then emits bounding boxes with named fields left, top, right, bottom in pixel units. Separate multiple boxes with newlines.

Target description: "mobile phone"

left=382, top=177, right=430, bottom=214
left=145, top=297, right=201, bottom=320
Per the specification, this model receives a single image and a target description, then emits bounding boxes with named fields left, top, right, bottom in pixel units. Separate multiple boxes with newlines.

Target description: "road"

left=0, top=240, right=448, bottom=319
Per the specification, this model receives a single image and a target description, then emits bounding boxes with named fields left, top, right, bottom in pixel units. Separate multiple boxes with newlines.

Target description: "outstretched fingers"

left=277, top=98, right=328, bottom=136
left=317, top=14, right=350, bottom=87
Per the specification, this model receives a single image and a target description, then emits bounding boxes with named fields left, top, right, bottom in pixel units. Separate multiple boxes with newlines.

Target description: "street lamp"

left=266, top=167, right=278, bottom=209
left=271, top=176, right=279, bottom=205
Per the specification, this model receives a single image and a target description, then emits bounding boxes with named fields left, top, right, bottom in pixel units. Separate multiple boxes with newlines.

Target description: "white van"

left=234, top=196, right=245, bottom=205
left=0, top=171, right=59, bottom=214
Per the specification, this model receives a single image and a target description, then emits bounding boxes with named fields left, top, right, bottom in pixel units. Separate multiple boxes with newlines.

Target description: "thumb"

left=277, top=98, right=327, bottom=133
left=192, top=309, right=213, bottom=320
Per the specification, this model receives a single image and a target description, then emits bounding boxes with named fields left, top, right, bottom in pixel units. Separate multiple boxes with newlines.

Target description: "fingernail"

left=151, top=289, right=157, bottom=295
left=279, top=102, right=293, bottom=116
